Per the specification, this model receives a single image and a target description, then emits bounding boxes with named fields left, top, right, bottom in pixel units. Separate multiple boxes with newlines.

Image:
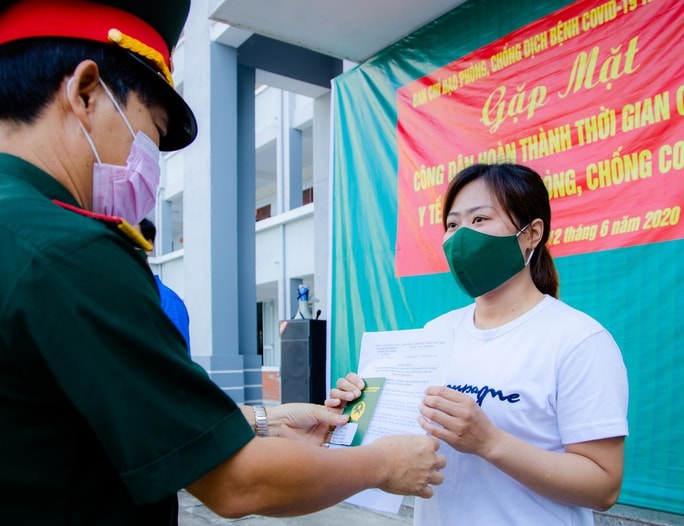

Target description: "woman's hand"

left=419, top=386, right=499, bottom=456
left=324, top=372, right=365, bottom=411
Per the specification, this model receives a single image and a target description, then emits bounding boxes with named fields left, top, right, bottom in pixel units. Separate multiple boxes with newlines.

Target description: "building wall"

left=151, top=0, right=326, bottom=404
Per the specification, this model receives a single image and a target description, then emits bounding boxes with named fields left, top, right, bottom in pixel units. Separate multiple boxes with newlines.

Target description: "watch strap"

left=253, top=405, right=268, bottom=437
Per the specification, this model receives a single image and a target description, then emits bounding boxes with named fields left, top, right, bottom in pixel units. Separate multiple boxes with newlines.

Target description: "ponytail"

left=531, top=244, right=559, bottom=298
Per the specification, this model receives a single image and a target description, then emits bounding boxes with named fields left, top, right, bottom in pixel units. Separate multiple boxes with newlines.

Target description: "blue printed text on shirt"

left=446, top=383, right=521, bottom=407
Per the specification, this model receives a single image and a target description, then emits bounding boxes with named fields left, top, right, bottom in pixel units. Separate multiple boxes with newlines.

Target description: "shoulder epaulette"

left=52, top=199, right=153, bottom=252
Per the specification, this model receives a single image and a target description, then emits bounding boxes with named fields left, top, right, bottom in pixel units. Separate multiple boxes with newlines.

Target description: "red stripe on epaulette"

left=52, top=199, right=123, bottom=225
left=52, top=199, right=153, bottom=252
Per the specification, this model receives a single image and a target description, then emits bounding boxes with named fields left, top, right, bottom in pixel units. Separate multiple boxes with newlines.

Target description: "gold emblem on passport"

left=350, top=401, right=366, bottom=422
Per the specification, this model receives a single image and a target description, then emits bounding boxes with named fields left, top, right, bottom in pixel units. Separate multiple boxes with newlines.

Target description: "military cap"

left=0, top=0, right=197, bottom=151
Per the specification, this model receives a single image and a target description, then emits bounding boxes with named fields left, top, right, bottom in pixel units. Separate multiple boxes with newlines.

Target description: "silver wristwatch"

left=253, top=405, right=268, bottom=437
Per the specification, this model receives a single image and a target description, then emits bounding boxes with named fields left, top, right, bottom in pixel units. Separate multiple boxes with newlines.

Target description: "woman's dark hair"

left=442, top=163, right=559, bottom=298
left=0, top=37, right=166, bottom=124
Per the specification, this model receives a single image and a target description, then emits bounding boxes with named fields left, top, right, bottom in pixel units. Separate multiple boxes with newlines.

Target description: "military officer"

left=0, top=1, right=445, bottom=523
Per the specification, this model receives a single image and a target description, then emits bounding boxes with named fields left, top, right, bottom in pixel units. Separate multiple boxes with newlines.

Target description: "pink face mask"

left=74, top=78, right=161, bottom=225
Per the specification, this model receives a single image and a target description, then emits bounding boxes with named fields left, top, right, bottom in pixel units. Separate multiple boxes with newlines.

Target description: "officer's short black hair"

left=0, top=38, right=165, bottom=126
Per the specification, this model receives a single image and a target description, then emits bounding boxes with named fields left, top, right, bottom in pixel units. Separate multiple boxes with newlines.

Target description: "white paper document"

left=343, top=327, right=452, bottom=514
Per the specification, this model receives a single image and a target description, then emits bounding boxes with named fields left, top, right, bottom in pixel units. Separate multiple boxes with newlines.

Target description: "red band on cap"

left=0, top=0, right=170, bottom=69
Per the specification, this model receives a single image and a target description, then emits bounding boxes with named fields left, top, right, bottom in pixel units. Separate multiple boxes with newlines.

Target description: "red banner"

left=395, top=0, right=684, bottom=277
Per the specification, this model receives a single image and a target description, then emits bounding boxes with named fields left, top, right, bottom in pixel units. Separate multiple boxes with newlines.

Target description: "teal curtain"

left=330, top=0, right=683, bottom=514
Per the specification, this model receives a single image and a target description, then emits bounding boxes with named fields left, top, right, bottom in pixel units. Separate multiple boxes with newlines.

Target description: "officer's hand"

left=370, top=434, right=446, bottom=498
left=267, top=403, right=349, bottom=446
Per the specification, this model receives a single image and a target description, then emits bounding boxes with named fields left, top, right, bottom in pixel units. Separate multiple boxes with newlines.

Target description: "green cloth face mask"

left=442, top=225, right=531, bottom=298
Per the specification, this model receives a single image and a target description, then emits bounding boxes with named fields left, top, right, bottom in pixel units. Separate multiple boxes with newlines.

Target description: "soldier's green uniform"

left=0, top=154, right=254, bottom=523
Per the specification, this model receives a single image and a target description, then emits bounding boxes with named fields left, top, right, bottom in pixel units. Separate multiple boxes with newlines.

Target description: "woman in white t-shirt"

left=327, top=163, right=628, bottom=525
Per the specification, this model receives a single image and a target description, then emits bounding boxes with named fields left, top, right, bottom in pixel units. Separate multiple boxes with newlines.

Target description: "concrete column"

left=182, top=1, right=260, bottom=403
left=287, top=125, right=303, bottom=210
left=237, top=64, right=262, bottom=404
left=156, top=198, right=173, bottom=255
left=313, top=92, right=331, bottom=388
left=313, top=93, right=331, bottom=324
left=276, top=92, right=303, bottom=214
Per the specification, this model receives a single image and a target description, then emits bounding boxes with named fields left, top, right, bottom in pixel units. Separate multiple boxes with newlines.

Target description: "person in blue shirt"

left=139, top=218, right=191, bottom=356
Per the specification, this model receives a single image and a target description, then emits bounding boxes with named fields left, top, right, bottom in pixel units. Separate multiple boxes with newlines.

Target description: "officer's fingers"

left=309, top=405, right=349, bottom=426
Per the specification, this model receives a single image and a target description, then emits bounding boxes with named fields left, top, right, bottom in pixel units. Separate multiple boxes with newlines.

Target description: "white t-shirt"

left=414, top=296, right=629, bottom=526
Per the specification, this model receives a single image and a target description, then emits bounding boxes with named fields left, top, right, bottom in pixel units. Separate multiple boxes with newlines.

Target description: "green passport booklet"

left=329, top=377, right=385, bottom=447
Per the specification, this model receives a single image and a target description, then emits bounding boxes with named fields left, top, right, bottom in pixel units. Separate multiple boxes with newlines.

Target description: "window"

left=256, top=204, right=271, bottom=221
left=302, top=187, right=313, bottom=205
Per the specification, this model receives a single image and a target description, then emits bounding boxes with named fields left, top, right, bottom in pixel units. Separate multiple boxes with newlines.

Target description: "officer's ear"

left=64, top=60, right=101, bottom=129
